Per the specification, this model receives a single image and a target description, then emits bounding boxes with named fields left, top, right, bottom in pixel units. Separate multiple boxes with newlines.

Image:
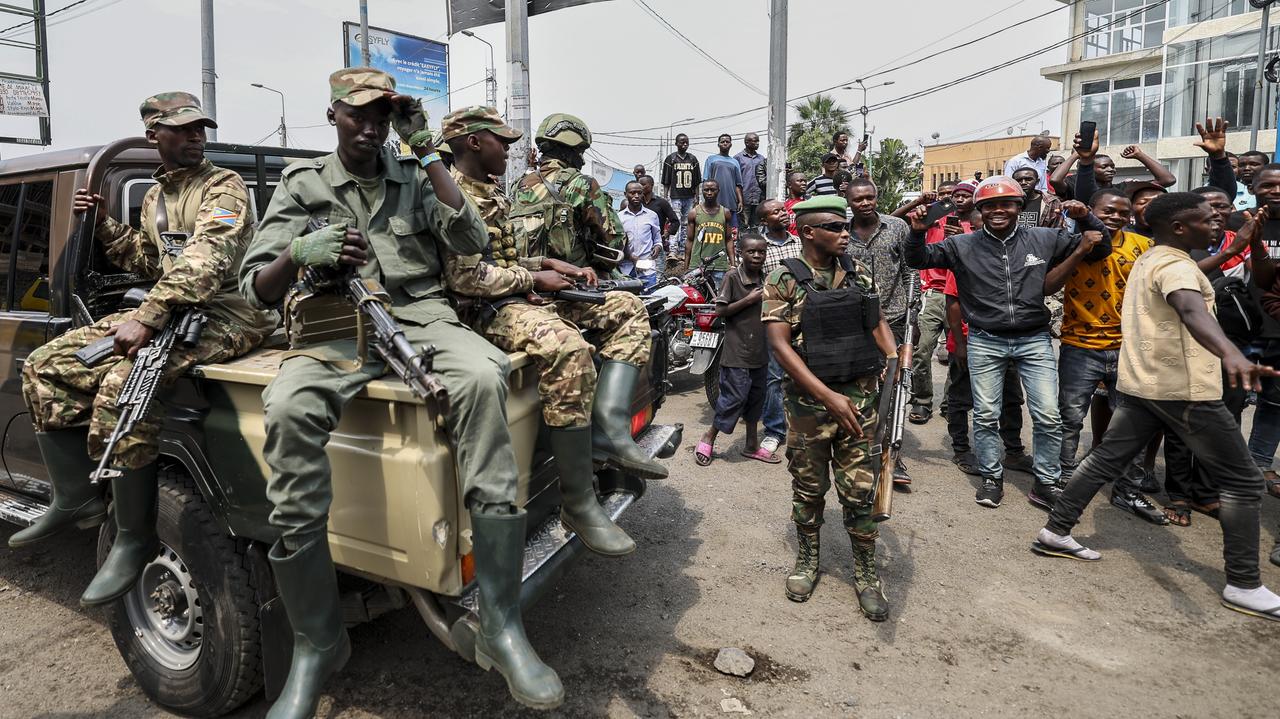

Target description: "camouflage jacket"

left=510, top=159, right=624, bottom=270
left=444, top=168, right=539, bottom=298
left=240, top=146, right=488, bottom=330
left=97, top=159, right=275, bottom=335
left=762, top=255, right=876, bottom=354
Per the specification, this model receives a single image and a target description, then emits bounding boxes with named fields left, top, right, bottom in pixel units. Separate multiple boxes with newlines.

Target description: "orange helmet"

left=973, top=175, right=1025, bottom=207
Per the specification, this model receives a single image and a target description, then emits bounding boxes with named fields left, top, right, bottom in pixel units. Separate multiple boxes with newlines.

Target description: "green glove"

left=391, top=97, right=432, bottom=148
left=290, top=223, right=346, bottom=267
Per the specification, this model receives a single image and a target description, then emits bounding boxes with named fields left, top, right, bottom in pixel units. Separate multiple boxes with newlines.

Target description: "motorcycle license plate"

left=690, top=331, right=721, bottom=349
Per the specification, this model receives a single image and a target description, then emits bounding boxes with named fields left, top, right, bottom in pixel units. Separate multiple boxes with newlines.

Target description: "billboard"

left=591, top=161, right=633, bottom=208
left=448, top=0, right=615, bottom=34
left=343, top=23, right=451, bottom=127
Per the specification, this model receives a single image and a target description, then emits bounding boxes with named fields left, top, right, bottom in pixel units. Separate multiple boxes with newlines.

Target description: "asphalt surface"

left=2, top=365, right=1278, bottom=718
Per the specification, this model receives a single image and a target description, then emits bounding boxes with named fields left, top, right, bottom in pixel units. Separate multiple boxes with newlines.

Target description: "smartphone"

left=944, top=215, right=962, bottom=230
left=924, top=199, right=957, bottom=226
left=861, top=133, right=869, bottom=145
left=1078, top=120, right=1097, bottom=151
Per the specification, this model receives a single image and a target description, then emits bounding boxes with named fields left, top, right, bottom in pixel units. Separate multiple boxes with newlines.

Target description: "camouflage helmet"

left=535, top=113, right=591, bottom=151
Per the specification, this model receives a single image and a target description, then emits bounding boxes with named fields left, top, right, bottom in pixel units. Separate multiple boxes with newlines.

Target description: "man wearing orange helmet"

left=905, top=175, right=1111, bottom=511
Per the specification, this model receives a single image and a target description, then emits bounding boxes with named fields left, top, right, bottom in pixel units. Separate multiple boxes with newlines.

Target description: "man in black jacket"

left=906, top=176, right=1110, bottom=510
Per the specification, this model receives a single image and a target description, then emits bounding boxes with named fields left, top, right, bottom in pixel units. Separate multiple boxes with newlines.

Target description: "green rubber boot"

left=850, top=536, right=889, bottom=622
left=471, top=509, right=564, bottom=710
left=784, top=525, right=820, bottom=602
left=552, top=426, right=635, bottom=556
left=266, top=534, right=352, bottom=719
left=80, top=464, right=159, bottom=607
left=590, top=361, right=668, bottom=479
left=9, top=430, right=105, bottom=548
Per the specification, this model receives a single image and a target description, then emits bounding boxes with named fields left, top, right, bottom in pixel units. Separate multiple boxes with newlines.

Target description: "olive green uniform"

left=239, top=146, right=518, bottom=538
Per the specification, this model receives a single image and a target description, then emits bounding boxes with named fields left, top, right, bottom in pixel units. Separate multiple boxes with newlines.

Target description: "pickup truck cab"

left=0, top=139, right=681, bottom=716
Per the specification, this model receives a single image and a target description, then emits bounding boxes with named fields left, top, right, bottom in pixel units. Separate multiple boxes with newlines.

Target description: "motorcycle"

left=644, top=252, right=726, bottom=404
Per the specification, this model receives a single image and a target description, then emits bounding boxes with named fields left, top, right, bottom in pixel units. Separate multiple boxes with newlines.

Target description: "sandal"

left=1189, top=500, right=1220, bottom=518
left=695, top=440, right=714, bottom=466
left=742, top=446, right=782, bottom=464
left=1221, top=597, right=1280, bottom=623
left=1264, top=470, right=1280, bottom=500
left=1162, top=502, right=1191, bottom=527
left=908, top=406, right=931, bottom=425
left=950, top=453, right=980, bottom=476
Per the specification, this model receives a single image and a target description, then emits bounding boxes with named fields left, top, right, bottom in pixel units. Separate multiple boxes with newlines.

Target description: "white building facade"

left=1041, top=0, right=1277, bottom=188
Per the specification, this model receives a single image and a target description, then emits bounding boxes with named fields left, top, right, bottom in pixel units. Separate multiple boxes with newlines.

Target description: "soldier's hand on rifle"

left=290, top=223, right=347, bottom=267
left=822, top=391, right=865, bottom=438
left=388, top=93, right=433, bottom=149
left=74, top=188, right=107, bottom=226
left=544, top=258, right=597, bottom=286
left=108, top=319, right=155, bottom=359
left=532, top=270, right=573, bottom=292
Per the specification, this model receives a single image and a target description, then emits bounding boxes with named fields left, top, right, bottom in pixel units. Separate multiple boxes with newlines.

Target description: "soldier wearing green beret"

left=14, top=92, right=275, bottom=604
left=440, top=106, right=664, bottom=558
left=761, top=195, right=899, bottom=621
left=239, top=70, right=562, bottom=715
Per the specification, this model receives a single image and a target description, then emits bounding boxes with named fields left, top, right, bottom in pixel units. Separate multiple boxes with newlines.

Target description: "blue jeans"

left=1057, top=344, right=1139, bottom=494
left=968, top=330, right=1062, bottom=485
left=762, top=343, right=786, bottom=441
left=670, top=197, right=696, bottom=255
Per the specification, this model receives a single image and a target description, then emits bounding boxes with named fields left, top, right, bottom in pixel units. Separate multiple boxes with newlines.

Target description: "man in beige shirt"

left=1032, top=192, right=1280, bottom=622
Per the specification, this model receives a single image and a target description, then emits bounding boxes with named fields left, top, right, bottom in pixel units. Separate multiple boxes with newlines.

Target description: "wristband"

left=419, top=152, right=442, bottom=168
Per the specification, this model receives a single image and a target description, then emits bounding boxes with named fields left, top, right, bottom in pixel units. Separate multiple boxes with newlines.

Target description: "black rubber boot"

left=266, top=535, right=352, bottom=719
left=9, top=429, right=104, bottom=547
left=850, top=536, right=889, bottom=622
left=80, top=463, right=159, bottom=606
left=552, top=427, right=635, bottom=556
left=784, top=525, right=820, bottom=602
left=590, top=361, right=668, bottom=479
left=471, top=509, right=564, bottom=710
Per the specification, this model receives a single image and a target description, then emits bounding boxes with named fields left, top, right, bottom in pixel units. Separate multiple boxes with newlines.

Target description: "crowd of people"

left=651, top=121, right=1280, bottom=627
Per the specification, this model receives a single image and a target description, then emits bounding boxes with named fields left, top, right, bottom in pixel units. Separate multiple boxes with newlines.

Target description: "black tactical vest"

left=781, top=256, right=884, bottom=383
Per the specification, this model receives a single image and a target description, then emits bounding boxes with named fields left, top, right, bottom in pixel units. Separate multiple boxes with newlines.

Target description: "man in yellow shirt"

left=1045, top=188, right=1164, bottom=524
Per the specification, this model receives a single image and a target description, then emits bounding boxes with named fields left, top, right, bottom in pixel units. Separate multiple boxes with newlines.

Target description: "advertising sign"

left=0, top=78, right=48, bottom=117
left=448, top=0, right=615, bottom=34
left=343, top=23, right=451, bottom=126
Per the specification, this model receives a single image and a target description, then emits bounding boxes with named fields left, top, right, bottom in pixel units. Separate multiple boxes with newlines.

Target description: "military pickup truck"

left=0, top=138, right=681, bottom=716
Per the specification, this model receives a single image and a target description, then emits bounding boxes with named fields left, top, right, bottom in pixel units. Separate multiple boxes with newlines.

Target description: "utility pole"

left=200, top=0, right=217, bottom=140
left=766, top=0, right=787, bottom=200
left=506, top=0, right=533, bottom=183
left=359, top=0, right=371, bottom=65
left=1250, top=1, right=1272, bottom=152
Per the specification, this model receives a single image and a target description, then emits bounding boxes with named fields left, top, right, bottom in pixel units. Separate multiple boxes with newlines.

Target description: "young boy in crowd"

left=696, top=235, right=774, bottom=465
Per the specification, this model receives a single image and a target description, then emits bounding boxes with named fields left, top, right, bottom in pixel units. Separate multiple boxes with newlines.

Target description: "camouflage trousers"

left=785, top=376, right=881, bottom=541
left=482, top=291, right=650, bottom=427
left=22, top=310, right=265, bottom=470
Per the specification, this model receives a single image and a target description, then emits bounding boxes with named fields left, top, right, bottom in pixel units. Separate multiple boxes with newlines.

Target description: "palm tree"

left=869, top=138, right=924, bottom=213
left=787, top=94, right=852, bottom=178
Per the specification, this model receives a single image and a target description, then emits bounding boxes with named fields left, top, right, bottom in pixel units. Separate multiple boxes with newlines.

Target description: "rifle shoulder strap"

left=780, top=257, right=818, bottom=292
left=154, top=188, right=169, bottom=234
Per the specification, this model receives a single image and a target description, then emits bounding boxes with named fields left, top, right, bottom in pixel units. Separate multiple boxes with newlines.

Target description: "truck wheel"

left=703, top=355, right=722, bottom=407
left=98, top=466, right=263, bottom=717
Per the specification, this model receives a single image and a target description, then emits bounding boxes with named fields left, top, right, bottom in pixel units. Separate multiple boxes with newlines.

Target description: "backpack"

left=510, top=170, right=583, bottom=265
left=1212, top=273, right=1264, bottom=343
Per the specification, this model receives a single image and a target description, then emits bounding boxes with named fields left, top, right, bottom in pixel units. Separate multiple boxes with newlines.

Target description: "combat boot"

left=784, top=525, right=820, bottom=602
left=266, top=534, right=351, bottom=719
left=80, top=464, right=159, bottom=606
left=590, top=361, right=668, bottom=479
left=850, top=536, right=889, bottom=622
left=9, top=429, right=104, bottom=547
left=552, top=426, right=635, bottom=556
left=471, top=509, right=564, bottom=710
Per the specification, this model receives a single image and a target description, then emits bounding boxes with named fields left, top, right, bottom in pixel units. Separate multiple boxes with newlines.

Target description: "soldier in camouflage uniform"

left=440, top=106, right=663, bottom=559
left=510, top=113, right=626, bottom=273
left=762, top=195, right=900, bottom=621
left=239, top=70, right=561, bottom=716
left=13, top=92, right=276, bottom=606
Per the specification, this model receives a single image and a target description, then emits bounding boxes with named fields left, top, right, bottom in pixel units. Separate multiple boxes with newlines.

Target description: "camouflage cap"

left=139, top=92, right=217, bottom=130
left=440, top=105, right=521, bottom=143
left=329, top=66, right=395, bottom=106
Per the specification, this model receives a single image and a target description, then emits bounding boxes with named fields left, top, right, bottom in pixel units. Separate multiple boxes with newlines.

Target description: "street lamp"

left=843, top=79, right=895, bottom=143
left=460, top=30, right=498, bottom=110
left=250, top=83, right=287, bottom=148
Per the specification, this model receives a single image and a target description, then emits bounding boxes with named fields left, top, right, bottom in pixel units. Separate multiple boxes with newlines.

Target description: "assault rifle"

left=870, top=281, right=917, bottom=522
left=543, top=277, right=645, bottom=305
left=87, top=289, right=207, bottom=484
left=299, top=220, right=450, bottom=413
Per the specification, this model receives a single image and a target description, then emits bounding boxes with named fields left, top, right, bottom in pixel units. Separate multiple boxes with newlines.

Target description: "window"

left=1080, top=73, right=1164, bottom=145
left=1163, top=27, right=1278, bottom=138
left=1084, top=0, right=1168, bottom=59
left=1170, top=0, right=1254, bottom=27
left=0, top=180, right=52, bottom=312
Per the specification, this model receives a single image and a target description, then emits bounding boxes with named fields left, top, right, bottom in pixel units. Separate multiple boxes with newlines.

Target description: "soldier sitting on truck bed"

left=440, top=106, right=664, bottom=559
left=12, top=93, right=276, bottom=608
left=238, top=69, right=564, bottom=716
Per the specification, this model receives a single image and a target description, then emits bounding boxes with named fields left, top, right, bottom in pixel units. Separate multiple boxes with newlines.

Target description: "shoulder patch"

left=209, top=207, right=239, bottom=226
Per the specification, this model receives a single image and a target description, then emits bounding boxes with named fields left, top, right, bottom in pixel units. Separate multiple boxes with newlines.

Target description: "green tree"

left=868, top=138, right=923, bottom=213
left=787, top=94, right=851, bottom=179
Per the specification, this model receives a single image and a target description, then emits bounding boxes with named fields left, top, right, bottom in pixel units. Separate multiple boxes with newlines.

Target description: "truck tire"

left=98, top=466, right=263, bottom=717
left=703, top=355, right=722, bottom=407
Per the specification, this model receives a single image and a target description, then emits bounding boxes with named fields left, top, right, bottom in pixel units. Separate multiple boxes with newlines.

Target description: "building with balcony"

left=922, top=135, right=1060, bottom=191
left=1041, top=0, right=1276, bottom=188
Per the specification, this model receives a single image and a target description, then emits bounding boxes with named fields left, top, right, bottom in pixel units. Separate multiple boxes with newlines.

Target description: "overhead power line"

left=630, top=0, right=767, bottom=96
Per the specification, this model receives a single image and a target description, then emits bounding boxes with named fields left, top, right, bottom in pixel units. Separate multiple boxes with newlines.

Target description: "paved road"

left=2, top=369, right=1278, bottom=717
